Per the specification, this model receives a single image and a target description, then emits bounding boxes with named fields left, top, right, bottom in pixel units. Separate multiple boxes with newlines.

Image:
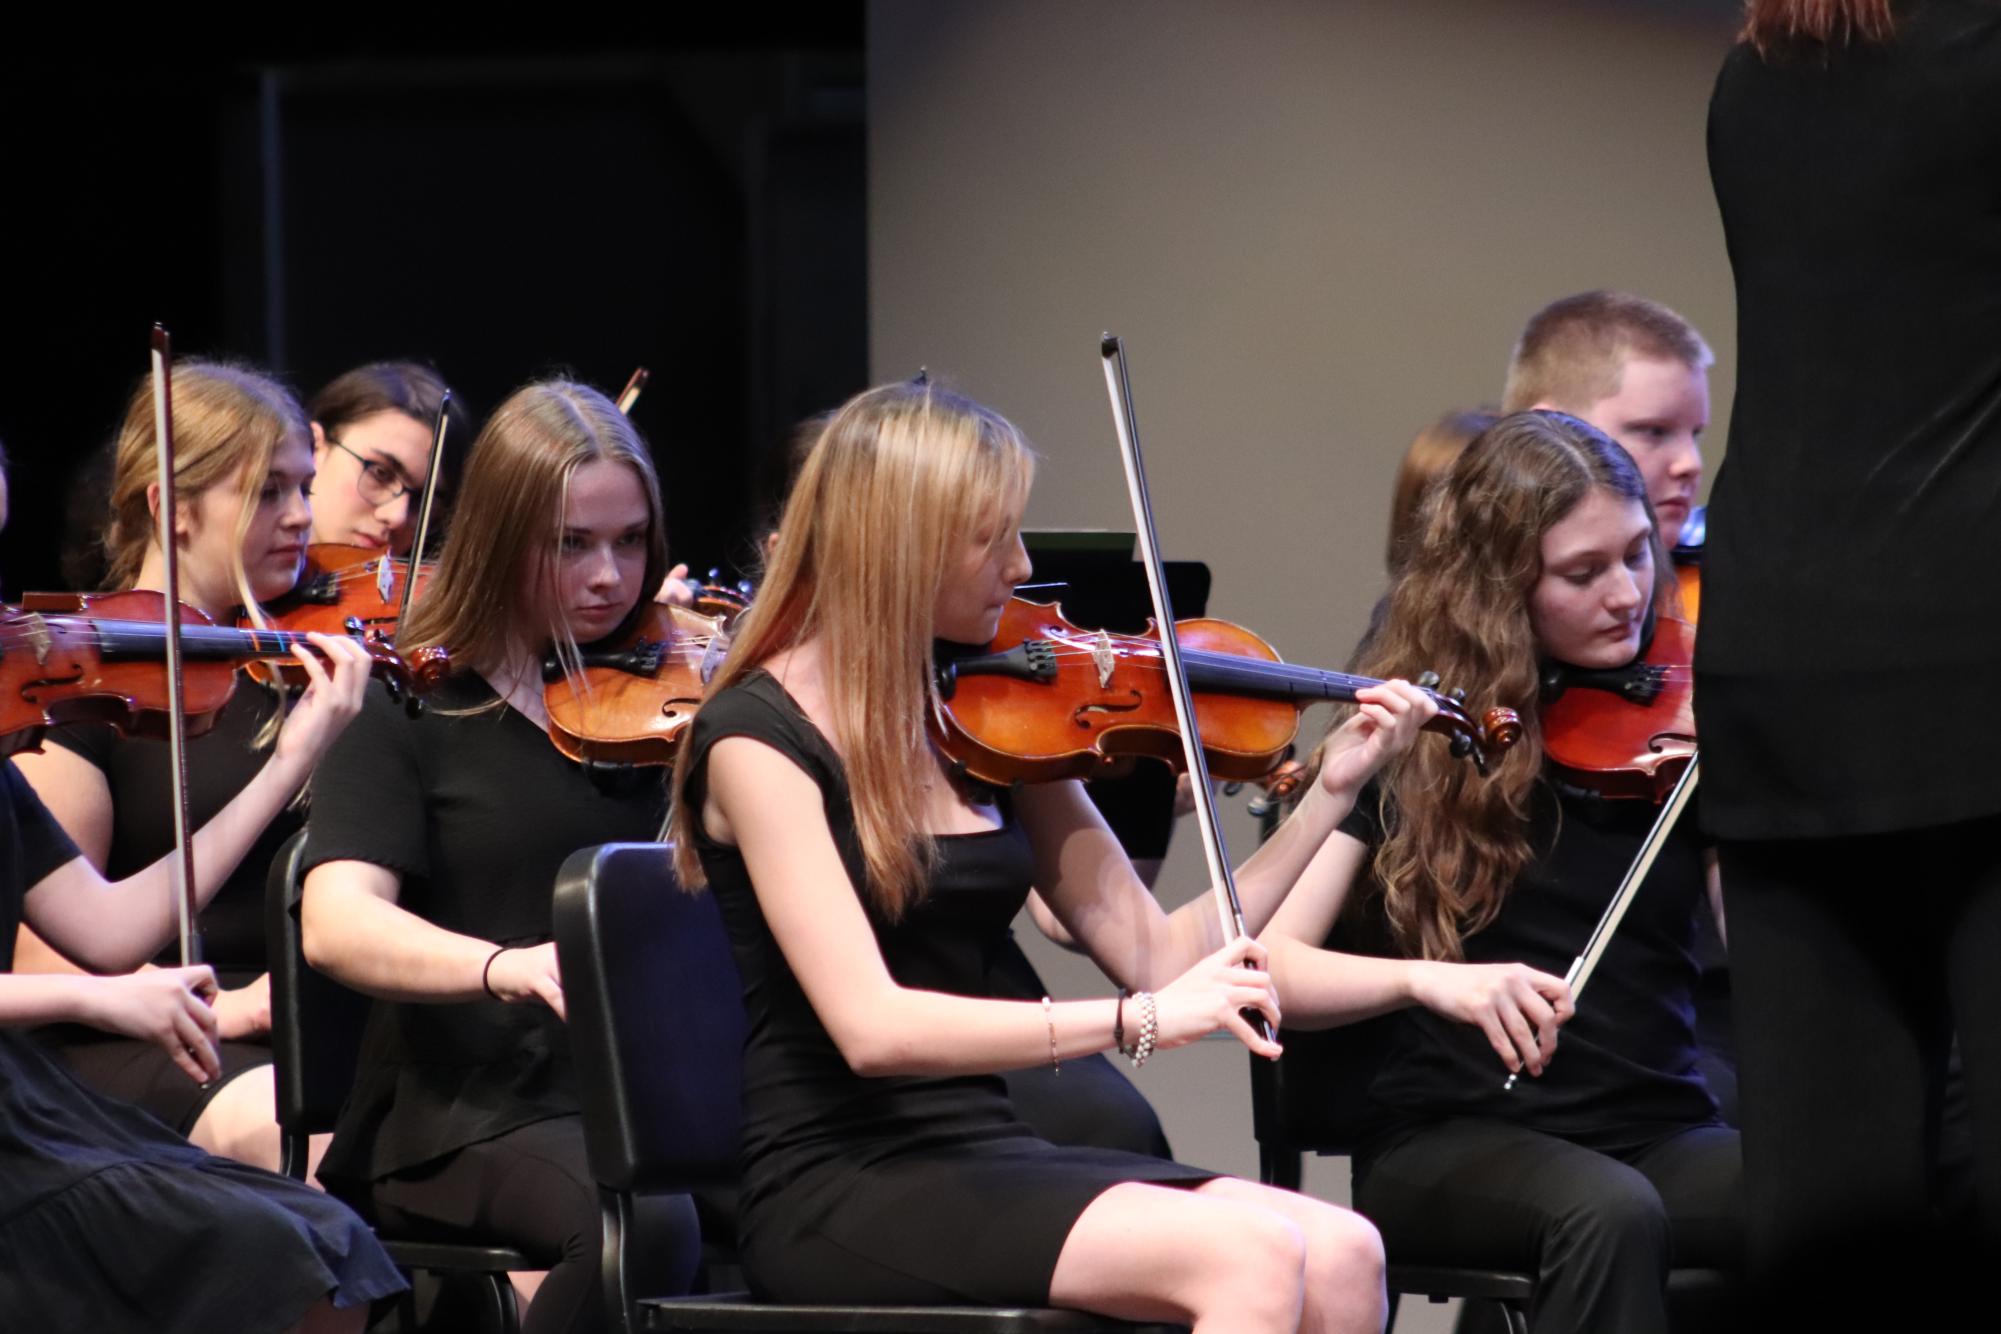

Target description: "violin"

left=931, top=597, right=1522, bottom=790
left=249, top=542, right=435, bottom=665
left=1537, top=613, right=1696, bottom=804
left=541, top=601, right=730, bottom=766
left=1, top=591, right=449, bottom=756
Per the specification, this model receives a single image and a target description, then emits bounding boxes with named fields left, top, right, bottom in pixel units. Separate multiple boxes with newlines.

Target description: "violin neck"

left=1178, top=646, right=1382, bottom=706
left=84, top=617, right=312, bottom=663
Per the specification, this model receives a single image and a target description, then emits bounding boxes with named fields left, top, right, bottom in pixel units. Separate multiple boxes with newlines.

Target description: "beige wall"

left=869, top=3, right=1738, bottom=1322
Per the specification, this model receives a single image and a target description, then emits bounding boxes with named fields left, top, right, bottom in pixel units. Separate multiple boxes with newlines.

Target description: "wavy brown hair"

left=672, top=379, right=1035, bottom=918
left=1329, top=410, right=1671, bottom=961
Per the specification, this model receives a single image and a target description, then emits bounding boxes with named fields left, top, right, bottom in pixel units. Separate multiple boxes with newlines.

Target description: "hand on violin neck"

left=268, top=633, right=374, bottom=774
left=654, top=563, right=696, bottom=607
left=1313, top=679, right=1440, bottom=805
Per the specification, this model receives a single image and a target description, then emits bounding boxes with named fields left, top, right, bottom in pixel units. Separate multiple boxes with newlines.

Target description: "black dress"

left=681, top=671, right=1216, bottom=1306
left=0, top=761, right=404, bottom=1332
left=36, top=679, right=286, bottom=1132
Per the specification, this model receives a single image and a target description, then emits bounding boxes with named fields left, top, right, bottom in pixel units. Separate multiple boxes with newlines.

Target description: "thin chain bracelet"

left=1041, top=995, right=1060, bottom=1074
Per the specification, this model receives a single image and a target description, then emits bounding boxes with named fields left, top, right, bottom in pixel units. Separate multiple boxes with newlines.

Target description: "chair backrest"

left=553, top=842, right=748, bottom=1195
left=265, top=828, right=376, bottom=1145
left=1248, top=1013, right=1401, bottom=1160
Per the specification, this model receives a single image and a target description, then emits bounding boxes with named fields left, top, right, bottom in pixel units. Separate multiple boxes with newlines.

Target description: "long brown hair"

left=671, top=379, right=1036, bottom=918
left=103, top=359, right=310, bottom=618
left=399, top=379, right=668, bottom=686
left=1386, top=409, right=1498, bottom=575
left=1740, top=0, right=1895, bottom=52
left=1334, top=410, right=1671, bottom=962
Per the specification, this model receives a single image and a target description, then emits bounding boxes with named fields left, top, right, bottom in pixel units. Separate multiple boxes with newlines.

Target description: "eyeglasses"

left=323, top=438, right=413, bottom=507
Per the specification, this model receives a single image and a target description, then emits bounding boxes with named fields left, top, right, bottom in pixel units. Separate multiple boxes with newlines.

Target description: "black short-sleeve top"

left=301, top=674, right=670, bottom=1186
left=3, top=760, right=84, bottom=970
left=42, top=680, right=289, bottom=976
left=1337, top=777, right=1719, bottom=1152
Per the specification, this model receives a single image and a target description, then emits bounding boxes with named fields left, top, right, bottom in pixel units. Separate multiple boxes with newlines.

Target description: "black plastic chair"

left=266, top=830, right=529, bottom=1333
left=551, top=841, right=1183, bottom=1334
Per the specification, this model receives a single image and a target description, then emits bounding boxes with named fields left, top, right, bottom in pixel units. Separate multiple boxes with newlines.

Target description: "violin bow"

left=1501, top=753, right=1700, bottom=1091
left=616, top=366, right=650, bottom=416
left=393, top=387, right=451, bottom=642
left=150, top=324, right=201, bottom=968
left=1099, top=333, right=1273, bottom=1043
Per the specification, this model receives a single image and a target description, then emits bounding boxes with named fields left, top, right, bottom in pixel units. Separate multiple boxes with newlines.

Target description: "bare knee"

left=1200, top=1210, right=1309, bottom=1329
left=1308, top=1206, right=1385, bottom=1290
left=188, top=1067, right=282, bottom=1173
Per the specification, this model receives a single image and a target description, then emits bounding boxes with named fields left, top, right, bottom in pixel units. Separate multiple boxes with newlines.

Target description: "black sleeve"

left=301, top=680, right=430, bottom=879
left=39, top=718, right=117, bottom=773
left=6, top=760, right=83, bottom=890
left=1336, top=781, right=1386, bottom=849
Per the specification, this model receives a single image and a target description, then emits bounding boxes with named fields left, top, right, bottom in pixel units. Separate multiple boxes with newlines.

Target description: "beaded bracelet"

left=1041, top=995, right=1060, bottom=1074
left=1126, top=990, right=1158, bottom=1068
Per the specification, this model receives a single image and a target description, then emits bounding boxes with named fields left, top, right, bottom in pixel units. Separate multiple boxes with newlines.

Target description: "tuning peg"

left=1449, top=687, right=1467, bottom=704
left=1416, top=670, right=1442, bottom=690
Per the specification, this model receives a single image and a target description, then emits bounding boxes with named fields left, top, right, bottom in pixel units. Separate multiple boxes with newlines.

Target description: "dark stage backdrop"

left=0, top=19, right=865, bottom=600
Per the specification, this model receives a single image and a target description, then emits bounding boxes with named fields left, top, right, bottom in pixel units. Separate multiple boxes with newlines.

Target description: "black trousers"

left=365, top=1116, right=699, bottom=1334
left=1354, top=1118, right=1742, bottom=1334
left=1721, top=820, right=2001, bottom=1318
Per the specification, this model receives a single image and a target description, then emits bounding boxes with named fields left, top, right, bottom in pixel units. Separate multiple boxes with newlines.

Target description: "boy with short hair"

left=1503, top=289, right=1713, bottom=547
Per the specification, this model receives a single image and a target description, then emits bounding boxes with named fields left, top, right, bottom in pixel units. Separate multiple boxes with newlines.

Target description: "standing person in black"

left=669, top=379, right=1442, bottom=1332
left=1264, top=412, right=1743, bottom=1334
left=301, top=380, right=700, bottom=1334
left=14, top=360, right=363, bottom=1171
left=1701, top=0, right=2001, bottom=1308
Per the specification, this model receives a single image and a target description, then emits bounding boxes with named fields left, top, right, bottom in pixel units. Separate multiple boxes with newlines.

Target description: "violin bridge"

left=373, top=557, right=395, bottom=605
left=22, top=613, right=52, bottom=665
left=1092, top=630, right=1116, bottom=689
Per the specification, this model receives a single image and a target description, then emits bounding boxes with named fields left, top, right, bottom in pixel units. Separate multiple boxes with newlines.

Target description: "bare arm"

left=704, top=736, right=1279, bottom=1078
left=1260, top=826, right=1575, bottom=1078
left=301, top=860, right=564, bottom=1018
left=1020, top=680, right=1441, bottom=990
left=18, top=637, right=372, bottom=974
left=12, top=745, right=122, bottom=975
left=0, top=969, right=223, bottom=1084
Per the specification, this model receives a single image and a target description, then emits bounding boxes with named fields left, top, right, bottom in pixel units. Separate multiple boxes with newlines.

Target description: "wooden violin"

left=1539, top=613, right=1695, bottom=803
left=0, top=591, right=450, bottom=755
left=932, top=597, right=1522, bottom=790
left=249, top=541, right=435, bottom=654
left=542, top=601, right=730, bottom=766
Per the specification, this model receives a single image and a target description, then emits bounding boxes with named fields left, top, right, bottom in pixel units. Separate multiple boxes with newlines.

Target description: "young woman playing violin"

left=1263, top=411, right=1741, bottom=1334
left=301, top=379, right=699, bottom=1334
left=13, top=361, right=377, bottom=1171
left=670, top=379, right=1439, bottom=1333
left=307, top=360, right=468, bottom=556
left=0, top=454, right=398, bottom=1332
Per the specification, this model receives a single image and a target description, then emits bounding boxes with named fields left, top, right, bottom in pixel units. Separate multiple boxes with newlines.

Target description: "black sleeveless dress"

left=682, top=671, right=1216, bottom=1306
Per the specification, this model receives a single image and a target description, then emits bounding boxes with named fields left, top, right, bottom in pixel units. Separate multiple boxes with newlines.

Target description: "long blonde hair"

left=399, top=380, right=668, bottom=685
left=672, top=379, right=1036, bottom=918
left=103, top=360, right=310, bottom=620
left=1333, top=410, right=1671, bottom=961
